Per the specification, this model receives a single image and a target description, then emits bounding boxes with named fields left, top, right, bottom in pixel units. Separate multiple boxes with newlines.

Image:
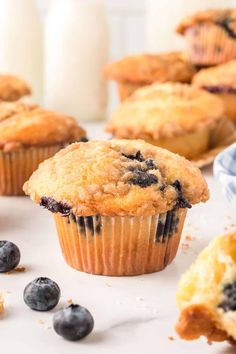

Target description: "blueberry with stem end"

left=23, top=277, right=61, bottom=311
left=0, top=241, right=20, bottom=273
left=53, top=304, right=94, bottom=341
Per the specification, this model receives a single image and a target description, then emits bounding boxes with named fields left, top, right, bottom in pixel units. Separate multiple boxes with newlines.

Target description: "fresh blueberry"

left=53, top=304, right=94, bottom=341
left=23, top=277, right=60, bottom=311
left=0, top=241, right=20, bottom=273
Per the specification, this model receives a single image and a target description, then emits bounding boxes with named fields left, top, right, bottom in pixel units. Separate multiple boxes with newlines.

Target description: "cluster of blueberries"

left=0, top=240, right=94, bottom=341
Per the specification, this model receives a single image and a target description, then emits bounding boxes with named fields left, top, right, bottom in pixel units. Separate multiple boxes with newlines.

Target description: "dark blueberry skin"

left=24, top=277, right=61, bottom=311
left=219, top=280, right=236, bottom=312
left=0, top=241, right=20, bottom=273
left=129, top=170, right=158, bottom=188
left=40, top=197, right=71, bottom=216
left=53, top=304, right=94, bottom=341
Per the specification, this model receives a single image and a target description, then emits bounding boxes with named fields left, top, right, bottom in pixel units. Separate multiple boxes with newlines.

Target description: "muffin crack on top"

left=24, top=140, right=209, bottom=217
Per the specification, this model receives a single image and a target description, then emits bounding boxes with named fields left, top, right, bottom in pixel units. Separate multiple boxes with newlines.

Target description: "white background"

left=36, top=0, right=236, bottom=60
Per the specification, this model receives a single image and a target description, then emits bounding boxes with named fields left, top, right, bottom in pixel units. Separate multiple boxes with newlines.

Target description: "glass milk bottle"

left=0, top=0, right=43, bottom=103
left=45, top=0, right=109, bottom=121
left=146, top=0, right=232, bottom=53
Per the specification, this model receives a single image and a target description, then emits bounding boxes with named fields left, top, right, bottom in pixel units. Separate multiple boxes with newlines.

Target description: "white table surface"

left=0, top=122, right=235, bottom=354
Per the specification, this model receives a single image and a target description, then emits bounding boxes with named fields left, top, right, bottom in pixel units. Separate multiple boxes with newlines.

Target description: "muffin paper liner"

left=191, top=117, right=236, bottom=169
left=186, top=24, right=236, bottom=65
left=53, top=209, right=187, bottom=276
left=0, top=145, right=62, bottom=196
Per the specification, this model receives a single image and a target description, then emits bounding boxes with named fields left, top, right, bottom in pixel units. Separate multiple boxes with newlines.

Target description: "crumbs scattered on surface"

left=181, top=243, right=190, bottom=251
left=6, top=290, right=12, bottom=294
left=105, top=283, right=112, bottom=287
left=6, top=266, right=26, bottom=275
left=136, top=297, right=144, bottom=302
left=224, top=223, right=236, bottom=231
left=67, top=299, right=73, bottom=305
left=168, top=336, right=175, bottom=341
left=185, top=234, right=196, bottom=241
left=15, top=266, right=26, bottom=272
left=38, top=320, right=45, bottom=325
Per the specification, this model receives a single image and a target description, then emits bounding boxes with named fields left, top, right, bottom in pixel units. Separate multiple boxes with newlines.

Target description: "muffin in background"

left=176, top=9, right=236, bottom=66
left=104, top=52, right=196, bottom=101
left=107, top=83, right=224, bottom=160
left=176, top=232, right=236, bottom=344
left=0, top=101, right=86, bottom=195
left=24, top=139, right=209, bottom=276
left=0, top=74, right=31, bottom=101
left=193, top=60, right=236, bottom=123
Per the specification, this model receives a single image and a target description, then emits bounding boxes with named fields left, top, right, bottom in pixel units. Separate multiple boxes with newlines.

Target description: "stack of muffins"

left=105, top=8, right=236, bottom=163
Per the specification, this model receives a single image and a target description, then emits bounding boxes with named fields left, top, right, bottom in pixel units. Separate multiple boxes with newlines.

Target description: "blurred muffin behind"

left=0, top=101, right=86, bottom=195
left=0, top=74, right=31, bottom=101
left=177, top=9, right=236, bottom=66
left=104, top=52, right=196, bottom=101
left=193, top=60, right=236, bottom=123
left=107, top=83, right=224, bottom=160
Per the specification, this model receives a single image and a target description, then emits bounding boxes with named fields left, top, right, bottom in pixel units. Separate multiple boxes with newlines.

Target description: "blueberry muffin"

left=104, top=52, right=196, bottom=101
left=177, top=9, right=236, bottom=66
left=193, top=60, right=236, bottom=123
left=24, top=140, right=209, bottom=276
left=176, top=232, right=236, bottom=344
left=0, top=74, right=31, bottom=101
left=0, top=101, right=86, bottom=195
left=107, top=83, right=224, bottom=160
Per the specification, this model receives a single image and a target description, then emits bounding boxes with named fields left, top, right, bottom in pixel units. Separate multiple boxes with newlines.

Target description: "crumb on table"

left=6, top=266, right=26, bottom=275
left=168, top=336, right=175, bottom=341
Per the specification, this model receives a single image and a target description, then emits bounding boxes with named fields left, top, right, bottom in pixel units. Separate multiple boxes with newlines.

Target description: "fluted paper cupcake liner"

left=0, top=145, right=62, bottom=196
left=186, top=24, right=236, bottom=65
left=53, top=209, right=187, bottom=276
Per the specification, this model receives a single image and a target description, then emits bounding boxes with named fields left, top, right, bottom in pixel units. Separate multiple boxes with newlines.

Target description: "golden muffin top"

left=104, top=52, right=196, bottom=84
left=0, top=74, right=31, bottom=101
left=24, top=139, right=209, bottom=217
left=193, top=60, right=236, bottom=91
left=176, top=231, right=236, bottom=342
left=177, top=8, right=236, bottom=35
left=107, top=83, right=224, bottom=140
left=0, top=102, right=86, bottom=152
